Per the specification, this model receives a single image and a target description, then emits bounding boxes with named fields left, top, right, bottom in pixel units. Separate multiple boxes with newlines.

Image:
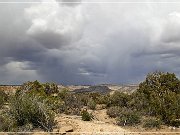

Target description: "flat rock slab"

left=59, top=125, right=74, bottom=133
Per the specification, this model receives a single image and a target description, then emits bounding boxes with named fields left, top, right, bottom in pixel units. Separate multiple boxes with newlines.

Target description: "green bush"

left=75, top=93, right=108, bottom=107
left=117, top=108, right=141, bottom=126
left=97, top=94, right=110, bottom=105
left=81, top=110, right=93, bottom=121
left=136, top=71, right=180, bottom=124
left=61, top=94, right=83, bottom=115
left=0, top=81, right=61, bottom=132
left=45, top=96, right=63, bottom=113
left=18, top=81, right=59, bottom=96
left=143, top=118, right=162, bottom=129
left=0, top=113, right=34, bottom=132
left=88, top=92, right=101, bottom=102
left=17, top=123, right=33, bottom=132
left=59, top=90, right=90, bottom=115
left=87, top=98, right=96, bottom=110
left=18, top=80, right=43, bottom=92
left=107, top=106, right=122, bottom=118
left=107, top=91, right=131, bottom=107
left=76, top=93, right=89, bottom=106
left=0, top=113, right=17, bottom=132
left=9, top=93, right=56, bottom=131
left=58, top=88, right=69, bottom=100
left=43, top=82, right=58, bottom=95
left=75, top=93, right=100, bottom=106
left=170, top=119, right=180, bottom=127
left=0, top=91, right=8, bottom=108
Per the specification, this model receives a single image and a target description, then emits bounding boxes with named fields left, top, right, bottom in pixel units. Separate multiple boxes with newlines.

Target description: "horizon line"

left=0, top=83, right=139, bottom=86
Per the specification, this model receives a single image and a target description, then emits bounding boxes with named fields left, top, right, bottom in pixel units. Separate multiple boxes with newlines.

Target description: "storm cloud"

left=1, top=0, right=180, bottom=85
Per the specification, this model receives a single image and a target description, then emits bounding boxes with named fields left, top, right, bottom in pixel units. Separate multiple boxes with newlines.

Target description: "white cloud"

left=25, top=0, right=85, bottom=49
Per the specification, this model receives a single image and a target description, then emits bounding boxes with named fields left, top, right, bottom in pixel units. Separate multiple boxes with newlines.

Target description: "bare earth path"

left=55, top=111, right=128, bottom=133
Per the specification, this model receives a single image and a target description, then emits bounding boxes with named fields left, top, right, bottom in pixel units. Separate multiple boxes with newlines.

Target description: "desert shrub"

left=75, top=93, right=89, bottom=106
left=18, top=80, right=43, bottom=92
left=117, top=108, right=141, bottom=126
left=43, top=82, right=58, bottom=95
left=0, top=114, right=33, bottom=132
left=17, top=83, right=61, bottom=113
left=87, top=98, right=96, bottom=110
left=0, top=91, right=8, bottom=108
left=58, top=88, right=69, bottom=100
left=107, top=106, right=122, bottom=118
left=107, top=91, right=131, bottom=107
left=45, top=96, right=63, bottom=113
left=136, top=71, right=180, bottom=124
left=17, top=123, right=33, bottom=132
left=0, top=113, right=17, bottom=132
left=75, top=93, right=109, bottom=107
left=88, top=92, right=101, bottom=102
left=96, top=94, right=110, bottom=105
left=170, top=119, right=180, bottom=127
left=143, top=118, right=162, bottom=129
left=61, top=94, right=83, bottom=115
left=74, top=92, right=100, bottom=106
left=18, top=81, right=59, bottom=96
left=81, top=110, right=93, bottom=121
left=9, top=93, right=56, bottom=131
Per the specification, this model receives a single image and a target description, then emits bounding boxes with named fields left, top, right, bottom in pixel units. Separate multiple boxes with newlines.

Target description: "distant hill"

left=0, top=84, right=139, bottom=94
left=73, top=85, right=111, bottom=94
left=72, top=84, right=138, bottom=94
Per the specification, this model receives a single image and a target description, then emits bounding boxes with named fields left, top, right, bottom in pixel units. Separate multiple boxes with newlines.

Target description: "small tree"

left=43, top=83, right=58, bottom=95
left=136, top=71, right=180, bottom=125
left=108, top=91, right=131, bottom=107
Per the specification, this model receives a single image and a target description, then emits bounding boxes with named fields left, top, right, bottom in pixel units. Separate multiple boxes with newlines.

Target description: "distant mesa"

left=73, top=85, right=111, bottom=94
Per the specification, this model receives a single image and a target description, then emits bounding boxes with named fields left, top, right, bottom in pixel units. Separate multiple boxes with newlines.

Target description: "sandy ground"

left=0, top=109, right=179, bottom=135
left=30, top=109, right=128, bottom=135
left=52, top=109, right=180, bottom=135
left=55, top=111, right=127, bottom=133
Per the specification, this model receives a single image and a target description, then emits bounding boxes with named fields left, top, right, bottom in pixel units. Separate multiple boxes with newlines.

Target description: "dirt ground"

left=0, top=109, right=179, bottom=135
left=54, top=111, right=127, bottom=133
left=52, top=109, right=180, bottom=135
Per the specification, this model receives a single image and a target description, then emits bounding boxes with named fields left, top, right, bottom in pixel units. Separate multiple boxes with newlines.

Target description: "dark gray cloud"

left=1, top=0, right=180, bottom=85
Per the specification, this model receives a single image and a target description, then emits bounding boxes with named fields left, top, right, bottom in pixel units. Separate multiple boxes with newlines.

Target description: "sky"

left=1, top=0, right=180, bottom=85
